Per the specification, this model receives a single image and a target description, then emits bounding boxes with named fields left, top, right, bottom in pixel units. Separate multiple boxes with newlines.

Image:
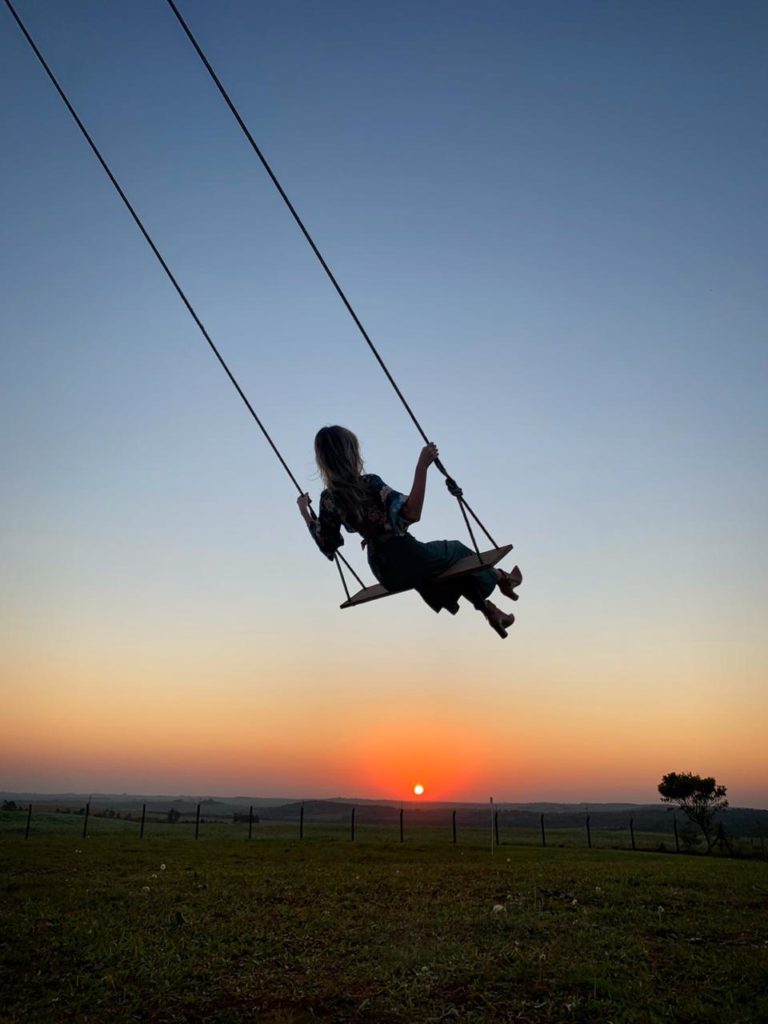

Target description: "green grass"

left=2, top=830, right=767, bottom=1023
left=0, top=810, right=677, bottom=850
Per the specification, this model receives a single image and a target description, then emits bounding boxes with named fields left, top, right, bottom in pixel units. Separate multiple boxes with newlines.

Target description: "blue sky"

left=1, top=1, right=767, bottom=803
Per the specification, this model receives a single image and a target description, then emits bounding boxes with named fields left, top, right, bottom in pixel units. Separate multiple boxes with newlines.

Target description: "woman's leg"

left=414, top=541, right=518, bottom=624
left=481, top=600, right=516, bottom=638
left=371, top=537, right=519, bottom=631
left=496, top=565, right=523, bottom=601
left=458, top=567, right=517, bottom=638
left=411, top=540, right=479, bottom=615
left=458, top=566, right=498, bottom=612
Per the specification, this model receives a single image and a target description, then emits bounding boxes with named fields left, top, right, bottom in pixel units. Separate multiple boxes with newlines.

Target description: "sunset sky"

left=2, top=1, right=766, bottom=806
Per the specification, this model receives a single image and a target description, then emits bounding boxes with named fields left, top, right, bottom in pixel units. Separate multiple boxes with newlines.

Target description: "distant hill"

left=256, top=800, right=768, bottom=836
left=0, top=792, right=294, bottom=813
left=4, top=791, right=766, bottom=836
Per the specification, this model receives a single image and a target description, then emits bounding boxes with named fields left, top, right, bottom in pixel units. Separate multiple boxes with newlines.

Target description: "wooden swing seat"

left=340, top=543, right=513, bottom=609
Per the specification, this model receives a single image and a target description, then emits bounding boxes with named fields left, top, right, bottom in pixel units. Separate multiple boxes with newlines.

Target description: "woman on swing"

left=298, top=425, right=522, bottom=638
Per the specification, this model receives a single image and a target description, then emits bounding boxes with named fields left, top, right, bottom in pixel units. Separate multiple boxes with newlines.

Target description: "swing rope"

left=2, top=0, right=367, bottom=593
left=164, top=0, right=498, bottom=557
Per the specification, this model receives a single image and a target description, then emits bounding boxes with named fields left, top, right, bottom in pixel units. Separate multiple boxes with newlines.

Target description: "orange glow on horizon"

left=3, top=642, right=767, bottom=807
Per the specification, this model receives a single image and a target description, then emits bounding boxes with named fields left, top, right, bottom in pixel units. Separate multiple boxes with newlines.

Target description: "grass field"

left=2, top=825, right=767, bottom=1023
left=1, top=808, right=682, bottom=851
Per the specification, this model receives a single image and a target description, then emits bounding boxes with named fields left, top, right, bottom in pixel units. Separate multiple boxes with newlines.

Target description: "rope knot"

left=444, top=476, right=463, bottom=499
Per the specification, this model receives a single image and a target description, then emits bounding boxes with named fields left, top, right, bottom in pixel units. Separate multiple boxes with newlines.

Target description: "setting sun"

left=413, top=784, right=425, bottom=796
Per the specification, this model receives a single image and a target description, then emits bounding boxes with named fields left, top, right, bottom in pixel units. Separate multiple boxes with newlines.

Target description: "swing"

left=7, top=0, right=516, bottom=612
left=340, top=545, right=514, bottom=609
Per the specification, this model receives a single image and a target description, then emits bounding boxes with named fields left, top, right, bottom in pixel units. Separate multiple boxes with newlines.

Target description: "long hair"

left=314, top=425, right=367, bottom=522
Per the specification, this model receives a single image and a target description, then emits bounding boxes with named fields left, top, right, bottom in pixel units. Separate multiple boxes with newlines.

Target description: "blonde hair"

left=314, top=425, right=367, bottom=521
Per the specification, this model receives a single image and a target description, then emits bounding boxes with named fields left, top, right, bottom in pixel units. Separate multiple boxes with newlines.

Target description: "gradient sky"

left=2, top=0, right=766, bottom=806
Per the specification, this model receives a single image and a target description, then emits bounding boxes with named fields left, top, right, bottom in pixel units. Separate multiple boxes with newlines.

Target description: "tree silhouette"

left=658, top=772, right=728, bottom=854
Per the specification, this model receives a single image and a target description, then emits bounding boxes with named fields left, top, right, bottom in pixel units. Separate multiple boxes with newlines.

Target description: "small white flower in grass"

left=571, top=898, right=578, bottom=905
left=151, top=873, right=158, bottom=879
left=492, top=904, right=506, bottom=914
left=141, top=886, right=150, bottom=893
left=160, top=864, right=166, bottom=871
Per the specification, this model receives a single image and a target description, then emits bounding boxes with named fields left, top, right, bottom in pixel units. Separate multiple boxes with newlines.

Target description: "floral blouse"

left=308, top=474, right=411, bottom=559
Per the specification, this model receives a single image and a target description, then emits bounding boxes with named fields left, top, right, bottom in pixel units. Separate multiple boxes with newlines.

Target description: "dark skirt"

left=367, top=535, right=498, bottom=615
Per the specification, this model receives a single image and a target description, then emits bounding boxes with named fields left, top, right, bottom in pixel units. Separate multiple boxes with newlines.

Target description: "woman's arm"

left=297, top=492, right=314, bottom=527
left=401, top=442, right=439, bottom=523
left=298, top=492, right=343, bottom=559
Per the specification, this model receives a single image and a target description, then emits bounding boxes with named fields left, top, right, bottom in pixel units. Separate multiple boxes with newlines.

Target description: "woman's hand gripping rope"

left=418, top=442, right=439, bottom=470
left=297, top=492, right=314, bottom=525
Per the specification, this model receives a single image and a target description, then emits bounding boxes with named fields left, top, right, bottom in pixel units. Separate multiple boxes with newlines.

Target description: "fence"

left=5, top=802, right=765, bottom=857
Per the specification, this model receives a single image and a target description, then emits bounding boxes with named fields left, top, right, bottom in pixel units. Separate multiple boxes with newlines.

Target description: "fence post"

left=195, top=803, right=201, bottom=840
left=673, top=816, right=680, bottom=853
left=494, top=809, right=500, bottom=847
left=586, top=814, right=592, bottom=849
left=248, top=805, right=253, bottom=840
left=82, top=801, right=90, bottom=840
left=399, top=806, right=404, bottom=844
left=140, top=803, right=146, bottom=839
left=630, top=818, right=636, bottom=850
left=540, top=813, right=546, bottom=848
left=351, top=806, right=355, bottom=842
left=299, top=802, right=304, bottom=840
left=25, top=804, right=32, bottom=840
left=452, top=809, right=457, bottom=845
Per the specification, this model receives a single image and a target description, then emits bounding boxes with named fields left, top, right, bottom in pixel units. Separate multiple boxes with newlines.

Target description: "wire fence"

left=2, top=802, right=765, bottom=858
